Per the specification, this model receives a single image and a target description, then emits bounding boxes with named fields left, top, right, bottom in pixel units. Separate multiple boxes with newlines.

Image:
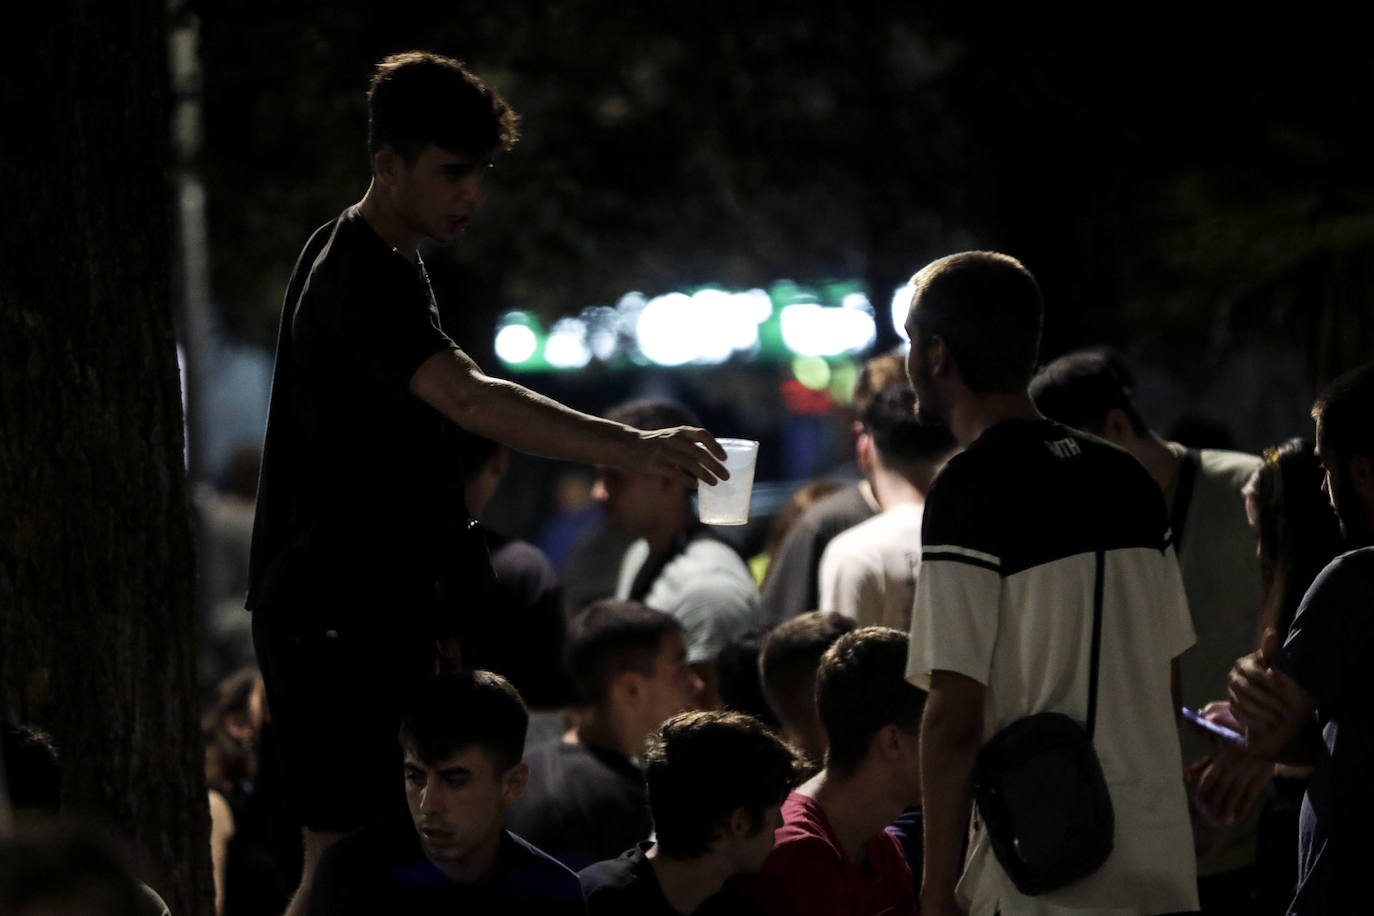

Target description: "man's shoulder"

left=504, top=831, right=582, bottom=882
left=524, top=741, right=641, bottom=792
left=1304, top=547, right=1374, bottom=607
left=823, top=505, right=920, bottom=567
left=578, top=846, right=652, bottom=903
left=1191, top=445, right=1263, bottom=488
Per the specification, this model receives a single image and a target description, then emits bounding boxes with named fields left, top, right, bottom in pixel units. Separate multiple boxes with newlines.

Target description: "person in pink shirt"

left=751, top=627, right=924, bottom=916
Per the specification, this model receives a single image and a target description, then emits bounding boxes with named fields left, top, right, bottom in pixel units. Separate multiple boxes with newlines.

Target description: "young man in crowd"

left=757, top=611, right=857, bottom=767
left=906, top=251, right=1197, bottom=915
left=818, top=382, right=955, bottom=631
left=1227, top=363, right=1374, bottom=912
left=752, top=627, right=924, bottom=916
left=1031, top=347, right=1264, bottom=904
left=579, top=710, right=802, bottom=915
left=760, top=352, right=907, bottom=624
left=248, top=52, right=729, bottom=914
left=306, top=670, right=584, bottom=914
left=507, top=599, right=702, bottom=870
left=597, top=400, right=761, bottom=708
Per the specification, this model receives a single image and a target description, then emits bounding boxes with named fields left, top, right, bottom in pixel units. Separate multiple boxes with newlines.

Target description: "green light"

left=829, top=360, right=860, bottom=404
left=793, top=356, right=831, bottom=391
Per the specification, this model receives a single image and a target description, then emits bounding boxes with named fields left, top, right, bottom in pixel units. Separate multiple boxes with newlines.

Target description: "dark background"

left=190, top=1, right=1374, bottom=535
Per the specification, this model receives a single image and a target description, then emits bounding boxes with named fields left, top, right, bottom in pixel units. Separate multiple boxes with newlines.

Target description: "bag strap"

left=1086, top=548, right=1105, bottom=740
left=1170, top=447, right=1202, bottom=553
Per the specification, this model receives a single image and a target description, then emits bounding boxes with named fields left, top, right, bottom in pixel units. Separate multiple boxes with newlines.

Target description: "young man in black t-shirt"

left=307, top=671, right=585, bottom=915
left=247, top=53, right=729, bottom=915
left=506, top=600, right=703, bottom=870
left=579, top=710, right=801, bottom=915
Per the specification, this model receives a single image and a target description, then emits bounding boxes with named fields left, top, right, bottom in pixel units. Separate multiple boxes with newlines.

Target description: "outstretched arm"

left=410, top=348, right=728, bottom=483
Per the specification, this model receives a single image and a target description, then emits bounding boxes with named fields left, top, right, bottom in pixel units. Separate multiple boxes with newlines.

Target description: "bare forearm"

left=920, top=701, right=981, bottom=903
left=410, top=349, right=725, bottom=481
left=451, top=370, right=633, bottom=465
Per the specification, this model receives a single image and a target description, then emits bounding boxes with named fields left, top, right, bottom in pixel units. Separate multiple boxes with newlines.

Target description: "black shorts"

left=252, top=604, right=435, bottom=833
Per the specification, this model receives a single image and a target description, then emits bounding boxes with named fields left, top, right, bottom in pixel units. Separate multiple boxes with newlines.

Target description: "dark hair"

left=1312, top=362, right=1374, bottom=464
left=816, top=627, right=927, bottom=775
left=759, top=612, right=857, bottom=731
left=861, top=381, right=956, bottom=466
left=1246, top=439, right=1345, bottom=641
left=908, top=251, right=1043, bottom=394
left=605, top=399, right=700, bottom=431
left=714, top=630, right=779, bottom=729
left=2, top=722, right=60, bottom=813
left=1030, top=347, right=1149, bottom=436
left=851, top=351, right=907, bottom=417
left=398, top=671, right=528, bottom=774
left=367, top=51, right=519, bottom=163
left=203, top=667, right=261, bottom=796
left=565, top=599, right=682, bottom=706
left=642, top=711, right=802, bottom=858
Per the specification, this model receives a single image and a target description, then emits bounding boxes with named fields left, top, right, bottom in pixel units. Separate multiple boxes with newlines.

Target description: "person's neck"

left=575, top=707, right=644, bottom=760
left=429, top=828, right=503, bottom=885
left=870, top=462, right=934, bottom=509
left=646, top=844, right=729, bottom=915
left=357, top=181, right=423, bottom=263
left=805, top=767, right=904, bottom=866
left=643, top=499, right=692, bottom=554
left=1131, top=433, right=1179, bottom=496
left=944, top=391, right=1041, bottom=449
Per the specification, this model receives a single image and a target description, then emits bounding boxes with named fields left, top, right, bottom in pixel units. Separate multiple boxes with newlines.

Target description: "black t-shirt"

left=458, top=528, right=575, bottom=708
left=505, top=741, right=652, bottom=872
left=579, top=843, right=756, bottom=916
left=307, top=817, right=586, bottom=915
left=759, top=484, right=874, bottom=623
left=1276, top=547, right=1374, bottom=914
left=247, top=206, right=473, bottom=630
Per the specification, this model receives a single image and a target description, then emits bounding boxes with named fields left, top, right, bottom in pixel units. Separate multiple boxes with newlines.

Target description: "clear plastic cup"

left=697, top=438, right=759, bottom=525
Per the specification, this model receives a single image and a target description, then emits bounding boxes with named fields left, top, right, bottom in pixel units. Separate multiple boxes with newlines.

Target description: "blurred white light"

left=636, top=293, right=705, bottom=366
left=842, top=291, right=872, bottom=312
left=891, top=283, right=916, bottom=341
left=495, top=324, right=538, bottom=364
left=780, top=303, right=877, bottom=357
left=545, top=318, right=592, bottom=369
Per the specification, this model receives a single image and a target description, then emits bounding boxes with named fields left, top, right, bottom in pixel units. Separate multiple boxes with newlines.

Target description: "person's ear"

left=1099, top=407, right=1135, bottom=447
left=492, top=445, right=510, bottom=480
left=874, top=723, right=904, bottom=763
left=615, top=670, right=645, bottom=709
left=373, top=146, right=404, bottom=189
left=926, top=335, right=951, bottom=378
left=501, top=762, right=529, bottom=805
left=855, top=429, right=876, bottom=475
left=727, top=806, right=753, bottom=840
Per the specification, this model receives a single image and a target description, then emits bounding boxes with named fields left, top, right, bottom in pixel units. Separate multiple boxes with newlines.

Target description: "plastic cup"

left=697, top=438, right=759, bottom=525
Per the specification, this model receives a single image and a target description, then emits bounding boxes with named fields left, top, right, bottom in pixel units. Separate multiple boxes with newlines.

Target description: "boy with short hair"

left=307, top=671, right=585, bottom=914
left=580, top=710, right=801, bottom=914
left=507, top=599, right=703, bottom=870
left=753, top=627, right=924, bottom=916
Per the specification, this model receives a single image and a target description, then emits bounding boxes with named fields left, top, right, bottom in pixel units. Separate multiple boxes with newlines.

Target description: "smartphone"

left=1181, top=706, right=1245, bottom=746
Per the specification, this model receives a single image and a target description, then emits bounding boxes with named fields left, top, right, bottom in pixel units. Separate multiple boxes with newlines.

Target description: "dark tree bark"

left=0, top=3, right=214, bottom=914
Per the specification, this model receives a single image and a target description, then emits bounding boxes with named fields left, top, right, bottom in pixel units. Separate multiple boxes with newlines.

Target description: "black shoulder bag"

left=972, top=549, right=1115, bottom=896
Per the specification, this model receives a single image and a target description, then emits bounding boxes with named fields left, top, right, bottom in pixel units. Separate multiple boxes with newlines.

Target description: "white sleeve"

left=906, top=555, right=1002, bottom=690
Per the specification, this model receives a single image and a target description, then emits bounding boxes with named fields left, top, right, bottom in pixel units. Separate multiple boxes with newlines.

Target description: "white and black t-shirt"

left=907, top=419, right=1197, bottom=915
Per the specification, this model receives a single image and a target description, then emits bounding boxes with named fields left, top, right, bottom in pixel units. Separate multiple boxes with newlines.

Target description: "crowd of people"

left=4, top=49, right=1372, bottom=916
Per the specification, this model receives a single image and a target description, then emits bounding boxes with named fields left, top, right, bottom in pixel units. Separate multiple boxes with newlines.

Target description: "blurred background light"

left=891, top=283, right=916, bottom=342
left=545, top=317, right=592, bottom=369
left=495, top=314, right=539, bottom=365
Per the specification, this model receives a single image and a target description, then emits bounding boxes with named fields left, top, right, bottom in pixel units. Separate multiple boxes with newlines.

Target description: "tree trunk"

left=0, top=3, right=214, bottom=914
